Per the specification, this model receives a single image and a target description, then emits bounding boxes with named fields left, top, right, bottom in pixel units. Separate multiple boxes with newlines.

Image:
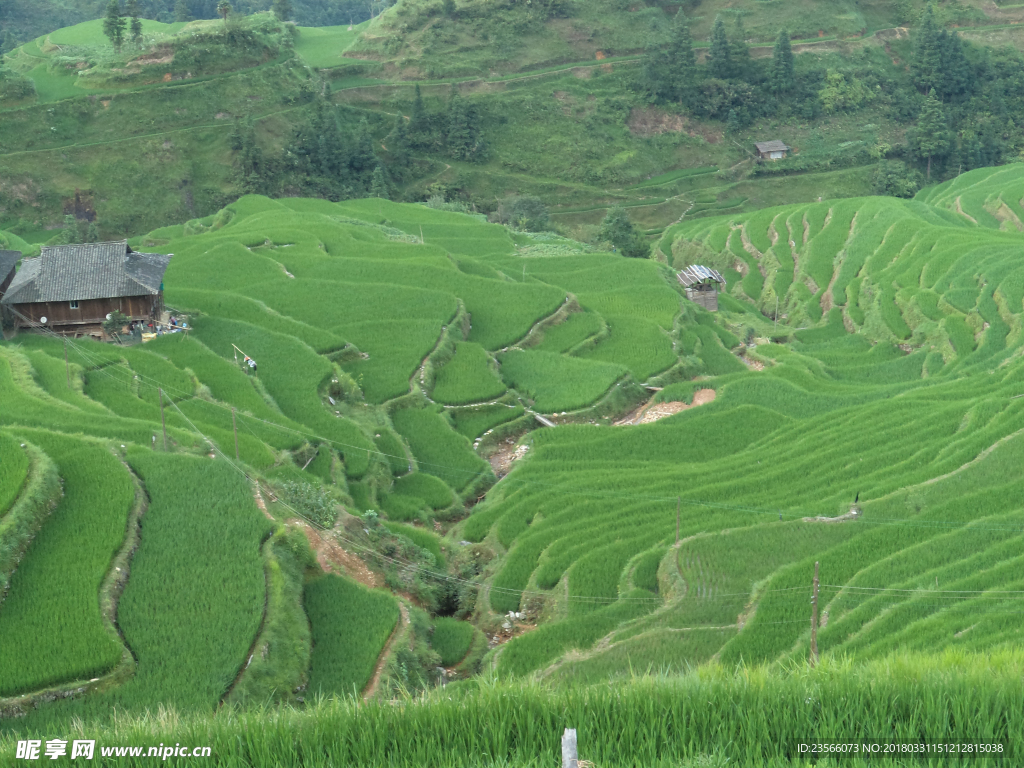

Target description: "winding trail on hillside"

left=362, top=602, right=409, bottom=700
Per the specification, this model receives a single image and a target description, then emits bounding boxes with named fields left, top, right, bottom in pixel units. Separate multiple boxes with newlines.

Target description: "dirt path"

left=362, top=602, right=409, bottom=700
left=292, top=519, right=380, bottom=588
left=615, top=388, right=716, bottom=426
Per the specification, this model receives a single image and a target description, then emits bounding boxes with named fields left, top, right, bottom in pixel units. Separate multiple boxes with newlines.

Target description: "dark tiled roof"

left=755, top=140, right=790, bottom=153
left=0, top=251, right=19, bottom=288
left=1, top=241, right=171, bottom=305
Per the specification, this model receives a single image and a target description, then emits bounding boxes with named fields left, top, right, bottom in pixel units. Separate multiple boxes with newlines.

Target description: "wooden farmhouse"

left=678, top=264, right=725, bottom=312
left=0, top=241, right=172, bottom=331
left=755, top=140, right=790, bottom=160
left=0, top=250, right=20, bottom=327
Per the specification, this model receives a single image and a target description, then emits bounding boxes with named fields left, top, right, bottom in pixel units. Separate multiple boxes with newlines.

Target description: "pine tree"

left=272, top=0, right=292, bottom=21
left=708, top=15, right=733, bottom=80
left=446, top=92, right=473, bottom=159
left=664, top=10, right=696, bottom=103
left=409, top=84, right=431, bottom=147
left=174, top=0, right=191, bottom=22
left=350, top=117, right=379, bottom=180
left=385, top=114, right=412, bottom=177
left=370, top=165, right=389, bottom=199
left=125, top=0, right=142, bottom=45
left=730, top=15, right=753, bottom=81
left=770, top=28, right=794, bottom=94
left=912, top=3, right=941, bottom=93
left=102, top=0, right=127, bottom=51
left=910, top=89, right=951, bottom=180
left=937, top=30, right=973, bottom=102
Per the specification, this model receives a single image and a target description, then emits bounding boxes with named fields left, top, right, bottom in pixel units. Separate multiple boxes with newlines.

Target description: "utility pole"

left=676, top=496, right=681, bottom=545
left=232, top=408, right=239, bottom=460
left=810, top=560, right=820, bottom=668
left=159, top=387, right=167, bottom=451
left=64, top=337, right=70, bottom=389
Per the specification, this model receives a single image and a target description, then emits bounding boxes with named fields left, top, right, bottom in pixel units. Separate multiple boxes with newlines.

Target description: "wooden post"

left=64, top=337, right=70, bottom=389
left=676, top=496, right=680, bottom=545
left=420, top=225, right=425, bottom=245
left=159, top=387, right=167, bottom=452
left=810, top=560, right=819, bottom=668
left=774, top=294, right=779, bottom=335
left=232, top=408, right=239, bottom=460
left=561, top=728, right=578, bottom=768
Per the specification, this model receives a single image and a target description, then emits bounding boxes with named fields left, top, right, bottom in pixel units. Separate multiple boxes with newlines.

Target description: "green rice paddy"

left=7, top=163, right=1024, bottom=759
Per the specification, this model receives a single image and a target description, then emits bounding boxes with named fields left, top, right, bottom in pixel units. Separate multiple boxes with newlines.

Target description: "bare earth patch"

left=292, top=519, right=380, bottom=588
left=616, top=388, right=716, bottom=426
left=489, top=440, right=529, bottom=478
left=363, top=602, right=409, bottom=700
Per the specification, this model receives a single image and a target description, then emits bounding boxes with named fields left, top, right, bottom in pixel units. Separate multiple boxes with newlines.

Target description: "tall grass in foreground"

left=3, top=654, right=1023, bottom=766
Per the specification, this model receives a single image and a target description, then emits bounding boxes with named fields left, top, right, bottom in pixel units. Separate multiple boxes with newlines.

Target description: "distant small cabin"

left=755, top=140, right=790, bottom=160
left=678, top=265, right=725, bottom=312
left=0, top=241, right=171, bottom=331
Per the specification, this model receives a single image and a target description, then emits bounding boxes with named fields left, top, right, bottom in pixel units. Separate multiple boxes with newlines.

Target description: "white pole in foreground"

left=562, top=728, right=578, bottom=768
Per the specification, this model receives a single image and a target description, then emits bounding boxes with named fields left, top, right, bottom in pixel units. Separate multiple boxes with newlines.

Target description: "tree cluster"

left=640, top=11, right=815, bottom=129
left=102, top=0, right=143, bottom=50
left=598, top=207, right=649, bottom=259
left=229, top=96, right=393, bottom=202
left=405, top=85, right=486, bottom=162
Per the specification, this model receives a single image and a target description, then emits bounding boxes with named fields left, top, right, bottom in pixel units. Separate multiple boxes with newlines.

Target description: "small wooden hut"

left=678, top=264, right=725, bottom=312
left=754, top=140, right=790, bottom=160
left=0, top=241, right=171, bottom=331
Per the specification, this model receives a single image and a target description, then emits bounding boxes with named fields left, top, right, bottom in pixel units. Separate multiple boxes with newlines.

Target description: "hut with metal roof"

left=678, top=265, right=725, bottom=312
left=0, top=241, right=171, bottom=331
left=754, top=140, right=790, bottom=160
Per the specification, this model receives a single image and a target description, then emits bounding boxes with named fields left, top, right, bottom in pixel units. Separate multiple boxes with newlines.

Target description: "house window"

left=70, top=300, right=79, bottom=309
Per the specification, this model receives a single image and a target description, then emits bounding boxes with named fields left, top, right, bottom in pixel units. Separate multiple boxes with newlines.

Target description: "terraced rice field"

left=7, top=165, right=1024, bottom=735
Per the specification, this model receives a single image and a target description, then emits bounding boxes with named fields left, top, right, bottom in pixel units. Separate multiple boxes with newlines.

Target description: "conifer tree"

left=385, top=114, right=412, bottom=177
left=102, top=0, right=127, bottom=51
left=370, top=165, right=389, bottom=199
left=730, top=15, right=753, bottom=81
left=174, top=0, right=191, bottom=22
left=912, top=3, right=941, bottom=93
left=272, top=0, right=292, bottom=21
left=770, top=28, right=794, bottom=94
left=665, top=10, right=696, bottom=102
left=125, top=0, right=142, bottom=46
left=708, top=15, right=733, bottom=80
left=910, top=89, right=950, bottom=180
left=409, top=84, right=431, bottom=147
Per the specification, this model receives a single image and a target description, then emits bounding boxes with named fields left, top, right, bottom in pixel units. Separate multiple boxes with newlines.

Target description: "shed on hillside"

left=0, top=241, right=171, bottom=331
left=755, top=140, right=790, bottom=160
left=675, top=266, right=724, bottom=311
left=678, top=264, right=725, bottom=312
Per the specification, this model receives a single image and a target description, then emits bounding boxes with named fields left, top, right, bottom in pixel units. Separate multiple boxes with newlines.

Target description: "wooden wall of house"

left=12, top=294, right=160, bottom=326
left=685, top=287, right=719, bottom=312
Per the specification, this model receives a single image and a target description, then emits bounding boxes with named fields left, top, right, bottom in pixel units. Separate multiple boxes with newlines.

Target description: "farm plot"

left=431, top=342, right=507, bottom=405
left=391, top=406, right=491, bottom=492
left=0, top=431, right=134, bottom=696
left=498, top=350, right=626, bottom=413
left=305, top=574, right=400, bottom=697
left=0, top=431, right=29, bottom=516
